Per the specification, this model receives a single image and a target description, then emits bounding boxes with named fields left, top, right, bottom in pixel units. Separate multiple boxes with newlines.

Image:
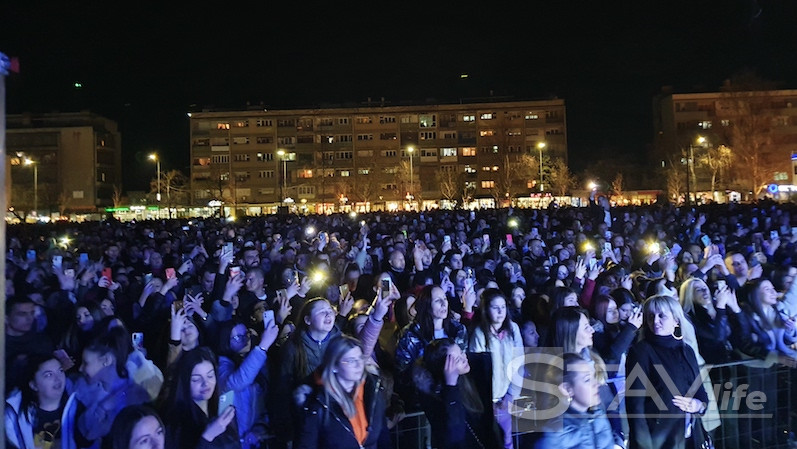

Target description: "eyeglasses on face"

left=339, top=356, right=367, bottom=366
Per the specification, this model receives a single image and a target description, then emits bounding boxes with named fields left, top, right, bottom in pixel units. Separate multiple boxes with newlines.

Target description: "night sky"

left=3, top=1, right=796, bottom=191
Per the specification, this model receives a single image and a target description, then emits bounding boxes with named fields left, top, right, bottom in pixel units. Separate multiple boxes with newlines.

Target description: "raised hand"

left=202, top=405, right=236, bottom=442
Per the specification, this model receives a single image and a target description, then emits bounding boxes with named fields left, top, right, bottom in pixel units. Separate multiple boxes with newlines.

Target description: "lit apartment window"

left=507, top=129, right=522, bottom=136
left=525, top=113, right=539, bottom=120
left=481, top=180, right=495, bottom=188
left=721, top=119, right=730, bottom=127
left=384, top=167, right=398, bottom=174
left=464, top=166, right=477, bottom=174
left=217, top=123, right=231, bottom=130
left=234, top=120, right=249, bottom=128
left=356, top=116, right=373, bottom=124
left=462, top=114, right=476, bottom=122
left=699, top=121, right=712, bottom=129
left=419, top=114, right=437, bottom=128
left=492, top=166, right=499, bottom=171
left=441, top=148, right=457, bottom=157
left=339, top=170, right=351, bottom=177
left=480, top=130, right=495, bottom=137
left=298, top=169, right=313, bottom=178
left=256, top=119, right=272, bottom=127
left=358, top=168, right=370, bottom=175
left=462, top=147, right=476, bottom=156
left=480, top=113, right=494, bottom=120
left=482, top=166, right=491, bottom=171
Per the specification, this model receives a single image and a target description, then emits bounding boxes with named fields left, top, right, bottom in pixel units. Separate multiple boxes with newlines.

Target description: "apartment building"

left=653, top=88, right=797, bottom=197
left=189, top=99, right=567, bottom=211
left=6, top=111, right=122, bottom=215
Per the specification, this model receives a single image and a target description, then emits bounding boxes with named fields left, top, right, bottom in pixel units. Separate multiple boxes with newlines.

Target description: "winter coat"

left=295, top=374, right=390, bottom=449
left=533, top=406, right=618, bottom=449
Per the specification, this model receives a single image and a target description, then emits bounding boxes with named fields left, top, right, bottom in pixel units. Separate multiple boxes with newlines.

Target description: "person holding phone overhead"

left=215, top=317, right=279, bottom=449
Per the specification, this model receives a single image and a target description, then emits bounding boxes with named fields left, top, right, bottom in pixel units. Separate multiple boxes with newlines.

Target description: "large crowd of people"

left=4, top=195, right=797, bottom=449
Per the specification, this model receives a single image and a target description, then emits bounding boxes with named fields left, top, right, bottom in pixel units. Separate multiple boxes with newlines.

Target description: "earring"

left=567, top=395, right=573, bottom=403
left=673, top=323, right=683, bottom=340
left=333, top=370, right=338, bottom=374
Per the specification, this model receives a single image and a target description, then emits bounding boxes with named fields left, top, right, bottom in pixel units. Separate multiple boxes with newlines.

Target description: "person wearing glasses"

left=215, top=317, right=279, bottom=449
left=295, top=335, right=389, bottom=449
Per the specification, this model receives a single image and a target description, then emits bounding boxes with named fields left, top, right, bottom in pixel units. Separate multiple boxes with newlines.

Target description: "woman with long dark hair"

left=5, top=355, right=71, bottom=449
left=296, top=335, right=390, bottom=449
left=109, top=404, right=165, bottom=449
left=162, top=347, right=239, bottom=448
left=395, top=284, right=468, bottom=377
left=468, top=288, right=522, bottom=449
left=415, top=338, right=501, bottom=449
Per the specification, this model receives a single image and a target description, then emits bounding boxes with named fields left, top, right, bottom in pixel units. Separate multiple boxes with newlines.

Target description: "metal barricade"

left=707, top=360, right=795, bottom=449
left=391, top=411, right=431, bottom=449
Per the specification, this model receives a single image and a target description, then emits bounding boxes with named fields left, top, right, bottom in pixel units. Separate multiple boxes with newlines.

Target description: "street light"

left=24, top=158, right=38, bottom=215
left=684, top=136, right=706, bottom=206
left=537, top=142, right=546, bottom=192
left=407, top=146, right=415, bottom=208
left=277, top=149, right=287, bottom=202
left=149, top=154, right=160, bottom=219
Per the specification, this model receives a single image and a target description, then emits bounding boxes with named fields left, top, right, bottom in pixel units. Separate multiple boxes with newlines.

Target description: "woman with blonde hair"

left=626, top=295, right=709, bottom=449
left=296, top=335, right=389, bottom=449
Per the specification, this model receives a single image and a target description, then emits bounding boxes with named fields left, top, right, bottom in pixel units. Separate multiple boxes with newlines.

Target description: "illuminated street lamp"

left=684, top=135, right=706, bottom=206
left=407, top=146, right=415, bottom=207
left=537, top=142, right=546, bottom=192
left=277, top=149, right=287, bottom=202
left=24, top=158, right=38, bottom=214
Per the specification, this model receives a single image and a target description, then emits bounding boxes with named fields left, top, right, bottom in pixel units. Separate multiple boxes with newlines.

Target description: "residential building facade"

left=653, top=88, right=797, bottom=198
left=6, top=111, right=122, bottom=215
left=189, top=99, right=567, bottom=211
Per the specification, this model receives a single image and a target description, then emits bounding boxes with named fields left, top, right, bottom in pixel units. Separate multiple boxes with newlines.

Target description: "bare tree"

left=696, top=144, right=734, bottom=200
left=352, top=164, right=380, bottom=209
left=151, top=169, right=189, bottom=218
left=717, top=73, right=782, bottom=199
left=435, top=166, right=460, bottom=205
left=548, top=159, right=577, bottom=197
left=58, top=191, right=72, bottom=216
left=112, top=184, right=124, bottom=209
left=664, top=158, right=685, bottom=203
left=611, top=173, right=624, bottom=200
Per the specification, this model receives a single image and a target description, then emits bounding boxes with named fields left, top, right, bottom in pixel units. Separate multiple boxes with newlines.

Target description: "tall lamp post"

left=537, top=142, right=546, bottom=191
left=277, top=149, right=287, bottom=202
left=407, top=146, right=415, bottom=208
left=684, top=135, right=705, bottom=206
left=23, top=158, right=37, bottom=215
left=148, top=153, right=160, bottom=217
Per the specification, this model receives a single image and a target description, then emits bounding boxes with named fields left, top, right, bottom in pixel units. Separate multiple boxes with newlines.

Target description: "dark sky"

left=3, top=1, right=796, bottom=191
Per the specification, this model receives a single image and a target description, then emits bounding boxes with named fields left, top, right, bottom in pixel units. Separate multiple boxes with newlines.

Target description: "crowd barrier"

left=387, top=360, right=797, bottom=449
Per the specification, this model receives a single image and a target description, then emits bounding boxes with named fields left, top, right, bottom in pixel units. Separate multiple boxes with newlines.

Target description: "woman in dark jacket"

left=415, top=338, right=501, bottom=449
left=625, top=295, right=709, bottom=449
left=296, top=335, right=390, bottom=449
left=678, top=277, right=735, bottom=365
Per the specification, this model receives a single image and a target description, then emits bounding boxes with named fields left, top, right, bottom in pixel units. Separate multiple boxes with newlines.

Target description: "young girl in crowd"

left=469, top=288, right=523, bottom=449
left=109, top=404, right=165, bottom=449
left=5, top=355, right=71, bottom=449
left=296, top=335, right=390, bottom=449
left=533, top=353, right=618, bottom=449
left=417, top=338, right=501, bottom=449
left=162, top=347, right=239, bottom=448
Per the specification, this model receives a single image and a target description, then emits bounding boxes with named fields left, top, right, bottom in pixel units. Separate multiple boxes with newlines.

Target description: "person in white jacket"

left=5, top=355, right=72, bottom=449
left=468, top=288, right=523, bottom=449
